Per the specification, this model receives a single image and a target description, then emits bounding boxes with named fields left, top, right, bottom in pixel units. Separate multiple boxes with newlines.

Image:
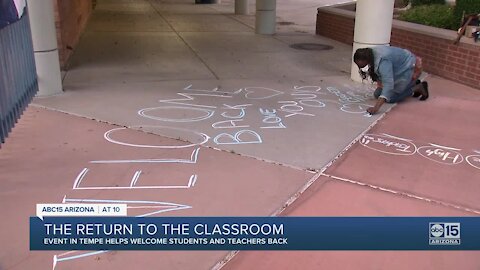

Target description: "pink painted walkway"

left=224, top=179, right=479, bottom=270
left=223, top=78, right=480, bottom=269
left=0, top=107, right=312, bottom=269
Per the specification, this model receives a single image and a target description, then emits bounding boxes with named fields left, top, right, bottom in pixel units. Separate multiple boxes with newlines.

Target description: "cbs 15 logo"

left=429, top=223, right=461, bottom=245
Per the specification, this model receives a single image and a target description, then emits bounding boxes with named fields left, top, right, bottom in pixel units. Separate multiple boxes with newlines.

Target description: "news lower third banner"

left=30, top=217, right=480, bottom=250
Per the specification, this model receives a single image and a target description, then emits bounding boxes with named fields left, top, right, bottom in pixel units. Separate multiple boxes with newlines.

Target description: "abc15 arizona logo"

left=429, top=223, right=461, bottom=245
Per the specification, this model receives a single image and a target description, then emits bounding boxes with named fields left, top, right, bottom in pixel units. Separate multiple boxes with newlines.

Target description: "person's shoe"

left=419, top=81, right=429, bottom=101
left=412, top=80, right=422, bottom=97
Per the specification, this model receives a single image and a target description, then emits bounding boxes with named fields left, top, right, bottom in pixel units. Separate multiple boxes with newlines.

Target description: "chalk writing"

left=466, top=155, right=480, bottom=170
left=345, top=91, right=371, bottom=102
left=74, top=128, right=203, bottom=190
left=90, top=147, right=201, bottom=164
left=220, top=104, right=252, bottom=119
left=360, top=134, right=480, bottom=169
left=212, top=119, right=249, bottom=129
left=53, top=198, right=192, bottom=269
left=63, top=198, right=192, bottom=217
left=130, top=170, right=141, bottom=187
left=259, top=108, right=286, bottom=129
left=291, top=86, right=326, bottom=108
left=104, top=126, right=209, bottom=149
left=327, top=86, right=364, bottom=103
left=212, top=104, right=253, bottom=129
left=73, top=173, right=198, bottom=190
left=243, top=87, right=283, bottom=99
left=159, top=93, right=227, bottom=109
left=72, top=168, right=89, bottom=189
left=138, top=106, right=215, bottom=122
left=278, top=101, right=315, bottom=118
left=138, top=84, right=376, bottom=147
left=293, top=85, right=323, bottom=92
left=417, top=144, right=463, bottom=165
left=360, top=134, right=417, bottom=155
left=340, top=103, right=372, bottom=114
left=213, top=130, right=263, bottom=145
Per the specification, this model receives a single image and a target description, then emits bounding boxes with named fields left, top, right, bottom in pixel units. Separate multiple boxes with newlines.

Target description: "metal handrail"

left=0, top=8, right=38, bottom=147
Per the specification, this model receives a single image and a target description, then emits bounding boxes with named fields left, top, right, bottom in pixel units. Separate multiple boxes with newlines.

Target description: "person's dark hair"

left=353, top=48, right=378, bottom=82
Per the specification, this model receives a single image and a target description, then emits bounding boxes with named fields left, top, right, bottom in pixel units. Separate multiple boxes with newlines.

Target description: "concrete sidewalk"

left=1, top=0, right=479, bottom=269
left=35, top=0, right=386, bottom=170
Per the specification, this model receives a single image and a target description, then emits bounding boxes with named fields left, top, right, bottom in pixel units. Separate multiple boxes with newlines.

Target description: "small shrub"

left=410, top=0, right=445, bottom=7
left=396, top=0, right=411, bottom=8
left=399, top=4, right=458, bottom=30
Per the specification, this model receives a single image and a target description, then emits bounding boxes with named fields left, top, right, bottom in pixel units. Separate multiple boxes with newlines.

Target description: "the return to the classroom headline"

left=30, top=204, right=480, bottom=251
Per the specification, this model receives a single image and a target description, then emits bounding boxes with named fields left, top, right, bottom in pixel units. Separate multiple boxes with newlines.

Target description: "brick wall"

left=53, top=0, right=93, bottom=69
left=316, top=9, right=354, bottom=45
left=391, top=29, right=480, bottom=88
left=316, top=8, right=480, bottom=90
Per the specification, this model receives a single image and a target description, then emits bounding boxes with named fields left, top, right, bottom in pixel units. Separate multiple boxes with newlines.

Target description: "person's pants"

left=374, top=72, right=416, bottom=103
left=374, top=84, right=414, bottom=103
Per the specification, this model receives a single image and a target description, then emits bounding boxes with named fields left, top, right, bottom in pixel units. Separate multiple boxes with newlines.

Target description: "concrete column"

left=27, top=0, right=63, bottom=96
left=351, top=0, right=395, bottom=82
left=255, top=0, right=276, bottom=35
left=235, top=0, right=249, bottom=15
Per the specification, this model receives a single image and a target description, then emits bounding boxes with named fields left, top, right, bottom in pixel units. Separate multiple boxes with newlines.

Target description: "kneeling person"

left=354, top=46, right=429, bottom=115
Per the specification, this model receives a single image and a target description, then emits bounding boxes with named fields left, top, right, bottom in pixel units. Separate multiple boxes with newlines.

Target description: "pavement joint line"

left=212, top=250, right=240, bottom=270
left=85, top=30, right=175, bottom=33
left=212, top=91, right=394, bottom=270
left=322, top=173, right=480, bottom=215
left=148, top=0, right=221, bottom=80
left=206, top=144, right=313, bottom=172
left=30, top=104, right=208, bottom=149
left=31, top=104, right=126, bottom=128
left=29, top=104, right=310, bottom=172
left=174, top=30, right=255, bottom=33
left=269, top=172, right=324, bottom=217
left=318, top=104, right=394, bottom=175
left=225, top=14, right=255, bottom=31
left=57, top=74, right=350, bottom=87
left=62, top=77, right=227, bottom=85
left=212, top=172, right=323, bottom=270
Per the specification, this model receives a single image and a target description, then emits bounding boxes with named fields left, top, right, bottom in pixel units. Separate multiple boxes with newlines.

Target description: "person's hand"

left=367, top=106, right=378, bottom=115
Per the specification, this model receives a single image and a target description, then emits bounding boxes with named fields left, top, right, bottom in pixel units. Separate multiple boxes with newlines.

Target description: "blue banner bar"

left=30, top=217, right=480, bottom=250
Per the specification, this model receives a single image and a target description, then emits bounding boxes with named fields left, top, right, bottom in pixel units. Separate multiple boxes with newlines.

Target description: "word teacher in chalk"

left=353, top=46, right=429, bottom=115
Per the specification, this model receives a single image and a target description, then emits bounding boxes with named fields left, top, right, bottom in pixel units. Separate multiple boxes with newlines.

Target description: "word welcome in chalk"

left=50, top=131, right=200, bottom=266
